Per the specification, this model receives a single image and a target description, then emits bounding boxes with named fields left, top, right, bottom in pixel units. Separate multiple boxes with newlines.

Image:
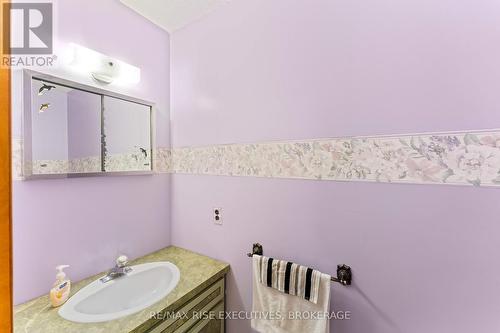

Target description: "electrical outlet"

left=213, top=207, right=222, bottom=225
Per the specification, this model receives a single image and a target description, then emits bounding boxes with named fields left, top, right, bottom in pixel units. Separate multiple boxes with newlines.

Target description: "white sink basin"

left=59, top=262, right=180, bottom=323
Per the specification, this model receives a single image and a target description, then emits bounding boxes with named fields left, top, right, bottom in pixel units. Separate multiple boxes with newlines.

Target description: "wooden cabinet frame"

left=1, top=1, right=13, bottom=331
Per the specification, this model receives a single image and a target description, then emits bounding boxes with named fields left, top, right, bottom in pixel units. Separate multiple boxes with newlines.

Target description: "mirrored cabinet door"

left=102, top=96, right=152, bottom=172
left=24, top=70, right=154, bottom=179
left=30, top=79, right=102, bottom=175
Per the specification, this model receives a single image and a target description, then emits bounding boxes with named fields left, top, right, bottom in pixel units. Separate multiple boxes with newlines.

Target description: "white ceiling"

left=120, top=0, right=229, bottom=33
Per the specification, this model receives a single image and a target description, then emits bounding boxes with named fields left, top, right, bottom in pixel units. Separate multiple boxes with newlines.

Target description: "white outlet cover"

left=213, top=207, right=222, bottom=225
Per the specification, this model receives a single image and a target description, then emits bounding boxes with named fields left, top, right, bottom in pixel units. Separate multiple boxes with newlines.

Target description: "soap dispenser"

left=49, top=265, right=71, bottom=307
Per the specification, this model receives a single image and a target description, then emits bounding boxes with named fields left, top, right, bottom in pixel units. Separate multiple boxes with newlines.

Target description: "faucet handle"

left=116, top=255, right=128, bottom=267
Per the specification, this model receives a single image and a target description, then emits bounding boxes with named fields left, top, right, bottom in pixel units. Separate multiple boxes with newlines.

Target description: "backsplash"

left=13, top=129, right=500, bottom=186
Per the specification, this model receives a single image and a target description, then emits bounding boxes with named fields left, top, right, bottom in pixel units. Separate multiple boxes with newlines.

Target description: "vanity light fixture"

left=66, top=43, right=141, bottom=85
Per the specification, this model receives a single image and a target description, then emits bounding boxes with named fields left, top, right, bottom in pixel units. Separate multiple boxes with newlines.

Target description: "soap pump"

left=49, top=265, right=71, bottom=307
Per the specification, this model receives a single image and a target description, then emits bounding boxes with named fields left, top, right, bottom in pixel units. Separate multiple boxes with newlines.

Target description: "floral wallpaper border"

left=105, top=152, right=152, bottom=172
left=11, top=139, right=172, bottom=179
left=12, top=138, right=23, bottom=181
left=155, top=147, right=172, bottom=174
left=30, top=156, right=102, bottom=175
left=12, top=130, right=500, bottom=187
left=171, top=130, right=500, bottom=187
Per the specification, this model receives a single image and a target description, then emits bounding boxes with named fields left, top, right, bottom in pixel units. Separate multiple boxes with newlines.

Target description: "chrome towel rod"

left=247, top=243, right=352, bottom=286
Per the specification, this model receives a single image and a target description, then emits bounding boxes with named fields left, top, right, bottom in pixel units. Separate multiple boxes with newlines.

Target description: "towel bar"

left=246, top=243, right=352, bottom=286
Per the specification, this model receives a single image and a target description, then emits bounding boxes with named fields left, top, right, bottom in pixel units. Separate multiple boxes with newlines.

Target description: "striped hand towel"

left=257, top=255, right=322, bottom=304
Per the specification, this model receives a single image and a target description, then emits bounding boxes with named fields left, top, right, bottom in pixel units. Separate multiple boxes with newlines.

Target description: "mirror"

left=31, top=79, right=102, bottom=175
left=24, top=70, right=154, bottom=178
left=103, top=96, right=152, bottom=172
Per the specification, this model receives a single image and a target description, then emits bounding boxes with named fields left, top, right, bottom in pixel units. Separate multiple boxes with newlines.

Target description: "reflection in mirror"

left=102, top=96, right=152, bottom=172
left=25, top=70, right=154, bottom=178
left=31, top=79, right=102, bottom=175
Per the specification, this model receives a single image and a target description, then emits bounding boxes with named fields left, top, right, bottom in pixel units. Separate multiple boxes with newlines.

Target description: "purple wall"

left=12, top=0, right=171, bottom=304
left=170, top=0, right=500, bottom=332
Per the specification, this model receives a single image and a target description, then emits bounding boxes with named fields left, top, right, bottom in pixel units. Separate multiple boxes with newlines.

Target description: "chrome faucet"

left=100, top=255, right=132, bottom=283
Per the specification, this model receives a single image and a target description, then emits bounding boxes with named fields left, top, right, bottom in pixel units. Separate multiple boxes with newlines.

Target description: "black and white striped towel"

left=256, top=255, right=322, bottom=304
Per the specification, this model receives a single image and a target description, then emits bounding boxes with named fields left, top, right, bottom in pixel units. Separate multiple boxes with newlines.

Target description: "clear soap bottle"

left=49, top=265, right=71, bottom=307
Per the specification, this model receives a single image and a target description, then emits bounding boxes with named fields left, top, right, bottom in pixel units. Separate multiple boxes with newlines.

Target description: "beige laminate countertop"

left=14, top=246, right=230, bottom=333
